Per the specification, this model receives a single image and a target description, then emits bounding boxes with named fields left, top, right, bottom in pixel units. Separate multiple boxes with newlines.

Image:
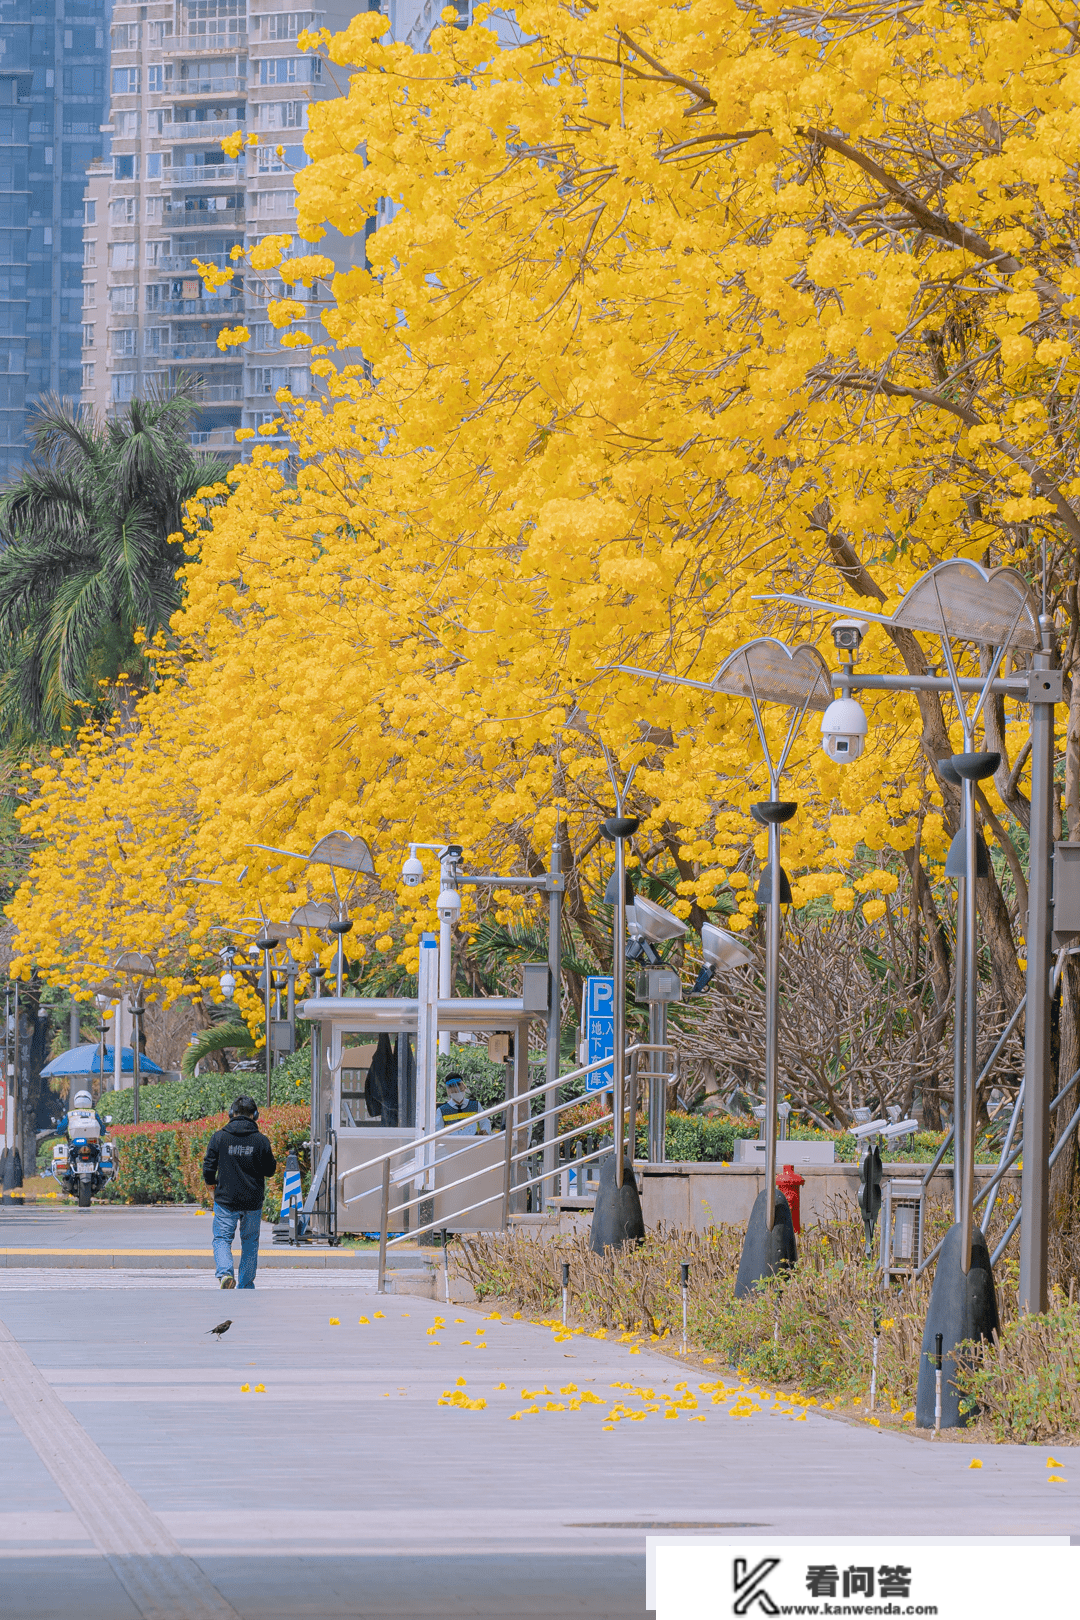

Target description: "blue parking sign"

left=585, top=975, right=615, bottom=1092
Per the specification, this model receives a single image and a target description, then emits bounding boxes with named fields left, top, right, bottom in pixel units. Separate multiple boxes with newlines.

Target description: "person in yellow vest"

left=436, top=1073, right=492, bottom=1136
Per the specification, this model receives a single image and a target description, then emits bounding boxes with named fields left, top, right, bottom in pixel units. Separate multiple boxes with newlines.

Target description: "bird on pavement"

left=207, top=1319, right=233, bottom=1338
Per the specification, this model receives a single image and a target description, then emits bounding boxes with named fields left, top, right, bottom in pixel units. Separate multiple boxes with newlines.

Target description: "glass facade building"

left=0, top=0, right=109, bottom=481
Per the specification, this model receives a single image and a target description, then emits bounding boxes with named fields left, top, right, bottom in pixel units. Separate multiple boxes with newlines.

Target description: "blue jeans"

left=212, top=1203, right=261, bottom=1288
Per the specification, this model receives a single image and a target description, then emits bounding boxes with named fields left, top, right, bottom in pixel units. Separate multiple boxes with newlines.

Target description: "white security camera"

left=820, top=696, right=868, bottom=762
left=831, top=617, right=868, bottom=656
left=436, top=887, right=461, bottom=924
left=219, top=971, right=236, bottom=1000
left=401, top=850, right=425, bottom=887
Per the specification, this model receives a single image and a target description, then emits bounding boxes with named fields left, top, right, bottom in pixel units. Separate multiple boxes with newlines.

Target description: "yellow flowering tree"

left=10, top=3, right=1080, bottom=1191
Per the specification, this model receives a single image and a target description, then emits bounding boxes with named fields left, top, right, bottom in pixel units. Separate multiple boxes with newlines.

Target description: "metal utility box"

left=1054, top=842, right=1080, bottom=945
left=269, top=1019, right=294, bottom=1053
left=634, top=969, right=682, bottom=1005
left=880, top=1177, right=925, bottom=1282
left=521, top=963, right=550, bottom=1013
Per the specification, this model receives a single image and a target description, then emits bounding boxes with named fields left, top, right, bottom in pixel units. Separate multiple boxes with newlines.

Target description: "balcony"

left=154, top=296, right=245, bottom=317
left=196, top=385, right=245, bottom=402
left=155, top=254, right=238, bottom=273
left=162, top=163, right=243, bottom=185
left=157, top=342, right=235, bottom=361
left=173, top=75, right=247, bottom=97
left=169, top=120, right=246, bottom=143
left=162, top=202, right=244, bottom=223
left=164, top=34, right=248, bottom=54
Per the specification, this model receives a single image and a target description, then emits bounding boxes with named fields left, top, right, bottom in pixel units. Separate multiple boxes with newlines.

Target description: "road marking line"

left=0, top=1314, right=240, bottom=1620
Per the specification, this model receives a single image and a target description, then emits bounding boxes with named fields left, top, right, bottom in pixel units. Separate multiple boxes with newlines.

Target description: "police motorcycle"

left=51, top=1090, right=116, bottom=1207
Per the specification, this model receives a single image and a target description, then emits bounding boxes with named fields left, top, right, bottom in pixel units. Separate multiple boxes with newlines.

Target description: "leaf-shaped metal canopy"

left=890, top=561, right=1039, bottom=651
left=249, top=831, right=375, bottom=874
left=289, top=901, right=336, bottom=929
left=612, top=638, right=834, bottom=713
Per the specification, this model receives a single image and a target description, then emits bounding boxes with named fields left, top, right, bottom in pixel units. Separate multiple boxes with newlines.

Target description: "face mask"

left=446, top=1090, right=467, bottom=1110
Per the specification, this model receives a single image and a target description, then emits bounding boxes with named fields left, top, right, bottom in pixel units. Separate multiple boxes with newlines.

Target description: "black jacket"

left=202, top=1117, right=277, bottom=1211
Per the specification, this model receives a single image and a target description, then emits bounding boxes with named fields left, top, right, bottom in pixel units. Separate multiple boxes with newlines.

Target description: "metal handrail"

left=338, top=1043, right=656, bottom=1188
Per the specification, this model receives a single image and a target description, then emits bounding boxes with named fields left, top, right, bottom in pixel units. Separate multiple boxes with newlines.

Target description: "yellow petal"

left=329, top=1318, right=340, bottom=1326
left=969, top=1459, right=982, bottom=1469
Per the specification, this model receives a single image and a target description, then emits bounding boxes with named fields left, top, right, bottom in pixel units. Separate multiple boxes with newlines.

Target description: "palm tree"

left=0, top=390, right=230, bottom=744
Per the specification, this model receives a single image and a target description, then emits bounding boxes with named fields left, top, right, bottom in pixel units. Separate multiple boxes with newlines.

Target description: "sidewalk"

left=0, top=1206, right=432, bottom=1272
left=0, top=1271, right=1074, bottom=1619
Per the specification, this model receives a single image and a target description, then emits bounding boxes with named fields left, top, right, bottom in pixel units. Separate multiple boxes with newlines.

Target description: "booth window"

left=338, top=1032, right=416, bottom=1128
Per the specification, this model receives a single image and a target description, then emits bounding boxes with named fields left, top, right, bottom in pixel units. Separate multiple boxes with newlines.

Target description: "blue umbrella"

left=40, top=1044, right=165, bottom=1078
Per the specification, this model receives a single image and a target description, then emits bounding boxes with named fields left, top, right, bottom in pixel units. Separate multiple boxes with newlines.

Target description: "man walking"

left=202, top=1096, right=277, bottom=1290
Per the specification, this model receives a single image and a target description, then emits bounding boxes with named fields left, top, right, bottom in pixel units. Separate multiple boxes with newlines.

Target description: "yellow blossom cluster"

left=10, top=0, right=1080, bottom=1016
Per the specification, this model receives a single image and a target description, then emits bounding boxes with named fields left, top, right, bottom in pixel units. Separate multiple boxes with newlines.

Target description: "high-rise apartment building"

left=81, top=0, right=370, bottom=452
left=0, top=0, right=109, bottom=481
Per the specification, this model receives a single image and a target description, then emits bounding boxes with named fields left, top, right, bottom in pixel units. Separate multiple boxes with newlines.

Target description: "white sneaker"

left=220, top=1275, right=236, bottom=1290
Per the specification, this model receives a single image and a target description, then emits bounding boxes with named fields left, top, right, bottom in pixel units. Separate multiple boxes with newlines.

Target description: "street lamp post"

left=255, top=931, right=280, bottom=1109
left=611, top=638, right=833, bottom=1287
left=111, top=953, right=155, bottom=1128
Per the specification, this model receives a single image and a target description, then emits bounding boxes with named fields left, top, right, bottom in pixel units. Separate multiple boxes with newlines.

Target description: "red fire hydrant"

left=777, top=1163, right=805, bottom=1234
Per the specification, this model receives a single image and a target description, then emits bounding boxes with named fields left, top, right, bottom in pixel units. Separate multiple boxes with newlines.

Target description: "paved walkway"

left=0, top=1267, right=1076, bottom=1619
left=0, top=1206, right=428, bottom=1270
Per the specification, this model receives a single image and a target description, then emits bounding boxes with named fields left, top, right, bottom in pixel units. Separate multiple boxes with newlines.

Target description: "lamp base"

left=734, top=1188, right=797, bottom=1297
left=589, top=1154, right=646, bottom=1254
left=915, top=1223, right=999, bottom=1429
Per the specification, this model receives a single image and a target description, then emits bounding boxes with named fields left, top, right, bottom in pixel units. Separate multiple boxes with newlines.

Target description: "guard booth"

left=301, top=974, right=547, bottom=1238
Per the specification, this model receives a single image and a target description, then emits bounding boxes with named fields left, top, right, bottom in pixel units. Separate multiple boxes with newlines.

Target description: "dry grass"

left=457, top=1200, right=1080, bottom=1441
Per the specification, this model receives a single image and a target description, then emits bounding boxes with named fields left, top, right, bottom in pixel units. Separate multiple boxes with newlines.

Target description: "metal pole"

left=543, top=831, right=562, bottom=1202
left=763, top=819, right=781, bottom=1230
left=377, top=1158, right=390, bottom=1294
left=960, top=775, right=978, bottom=1272
left=952, top=886, right=965, bottom=1225
left=613, top=831, right=627, bottom=1190
left=1020, top=633, right=1055, bottom=1315
left=680, top=1259, right=689, bottom=1353
left=264, top=958, right=272, bottom=1109
left=648, top=999, right=668, bottom=1162
left=131, top=994, right=141, bottom=1128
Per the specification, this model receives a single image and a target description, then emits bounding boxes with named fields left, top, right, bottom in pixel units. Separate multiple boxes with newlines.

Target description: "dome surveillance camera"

left=436, top=887, right=461, bottom=924
left=401, top=853, right=425, bottom=887
left=820, top=696, right=868, bottom=762
left=219, top=971, right=236, bottom=1000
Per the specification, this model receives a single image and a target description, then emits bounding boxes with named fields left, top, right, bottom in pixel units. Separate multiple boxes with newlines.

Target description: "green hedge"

left=107, top=1104, right=311, bottom=1218
left=104, top=1047, right=311, bottom=1125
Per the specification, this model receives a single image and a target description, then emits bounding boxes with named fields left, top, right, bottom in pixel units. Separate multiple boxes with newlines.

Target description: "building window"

left=146, top=196, right=164, bottom=221
left=82, top=281, right=96, bottom=307
left=111, top=23, right=139, bottom=48
left=115, top=111, right=138, bottom=139
left=256, top=189, right=295, bottom=217
left=145, top=241, right=168, bottom=267
left=112, top=67, right=140, bottom=94
left=84, top=199, right=96, bottom=224
left=263, top=12, right=315, bottom=39
left=83, top=241, right=96, bottom=267
left=110, top=243, right=138, bottom=271
left=111, top=329, right=138, bottom=357
left=147, top=65, right=175, bottom=93
left=109, top=197, right=137, bottom=225
left=114, top=155, right=136, bottom=181
left=146, top=153, right=162, bottom=179
left=256, top=101, right=305, bottom=130
left=258, top=56, right=320, bottom=85
left=112, top=373, right=136, bottom=403
left=148, top=20, right=174, bottom=44
left=81, top=362, right=95, bottom=389
left=145, top=328, right=169, bottom=355
left=111, top=285, right=137, bottom=311
left=256, top=145, right=286, bottom=173
left=81, top=323, right=95, bottom=349
left=145, top=284, right=166, bottom=310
